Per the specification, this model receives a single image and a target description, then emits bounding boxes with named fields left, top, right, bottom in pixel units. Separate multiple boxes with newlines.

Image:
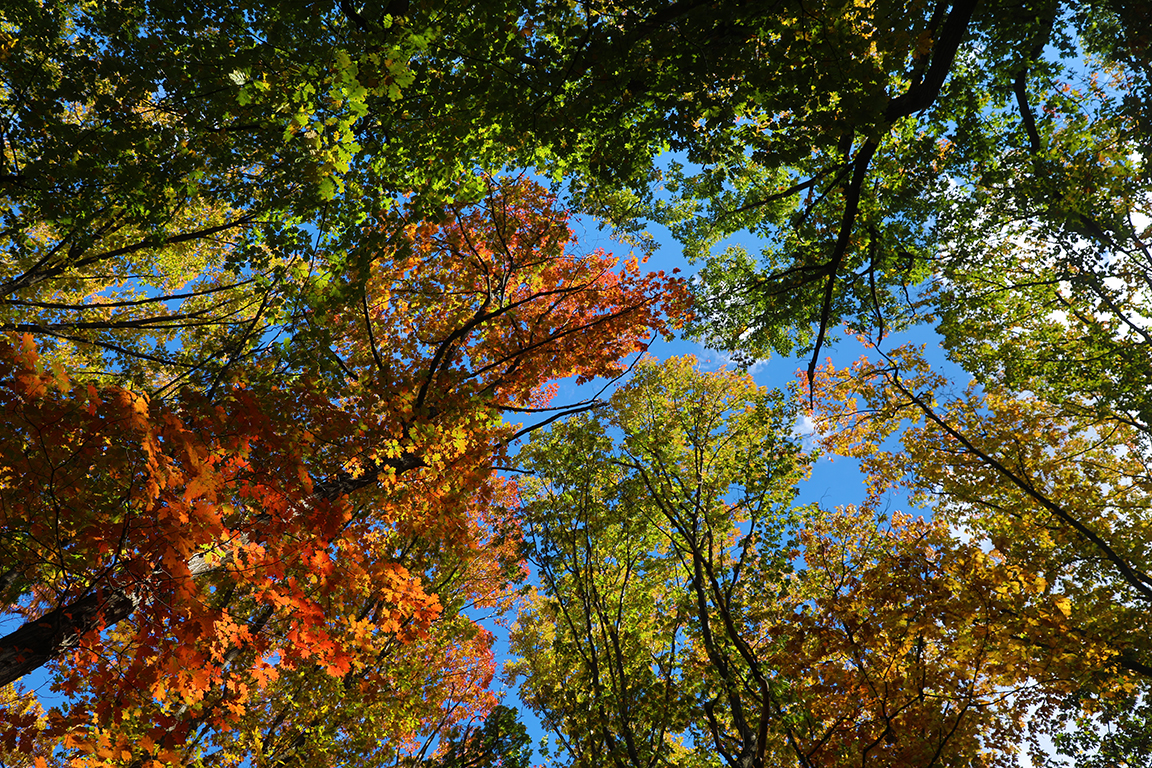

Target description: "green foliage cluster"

left=512, top=357, right=808, bottom=768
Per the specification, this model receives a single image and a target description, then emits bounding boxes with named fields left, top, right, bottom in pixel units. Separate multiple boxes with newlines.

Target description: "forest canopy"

left=2, top=0, right=1151, bottom=766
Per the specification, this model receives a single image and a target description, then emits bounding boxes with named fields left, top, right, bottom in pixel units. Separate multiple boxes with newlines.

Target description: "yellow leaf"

left=50, top=357, right=71, bottom=393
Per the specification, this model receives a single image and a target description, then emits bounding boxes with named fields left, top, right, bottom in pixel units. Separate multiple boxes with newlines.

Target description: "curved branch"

left=806, top=140, right=878, bottom=390
left=885, top=368, right=1152, bottom=603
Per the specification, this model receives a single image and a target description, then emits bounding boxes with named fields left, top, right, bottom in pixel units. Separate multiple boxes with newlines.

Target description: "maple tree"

left=0, top=178, right=688, bottom=765
left=807, top=342, right=1152, bottom=765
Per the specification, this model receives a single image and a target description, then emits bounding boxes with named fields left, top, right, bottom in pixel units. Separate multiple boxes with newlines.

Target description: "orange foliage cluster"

left=0, top=178, right=691, bottom=766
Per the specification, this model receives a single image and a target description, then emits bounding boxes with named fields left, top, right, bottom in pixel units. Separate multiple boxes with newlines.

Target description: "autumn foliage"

left=803, top=344, right=1152, bottom=764
left=5, top=0, right=1152, bottom=765
left=509, top=354, right=1152, bottom=767
left=0, top=178, right=689, bottom=766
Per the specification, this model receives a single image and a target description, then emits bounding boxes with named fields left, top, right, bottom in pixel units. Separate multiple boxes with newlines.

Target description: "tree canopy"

left=2, top=0, right=1152, bottom=765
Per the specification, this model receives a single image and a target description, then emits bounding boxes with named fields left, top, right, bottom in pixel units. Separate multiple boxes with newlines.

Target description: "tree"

left=0, top=0, right=571, bottom=393
left=499, top=0, right=1152, bottom=754
left=10, top=0, right=1149, bottom=385
left=511, top=356, right=810, bottom=768
left=432, top=704, right=533, bottom=768
left=2, top=0, right=397, bottom=386
left=453, top=0, right=980, bottom=363
left=1047, top=690, right=1152, bottom=768
left=461, top=0, right=1151, bottom=395
left=511, top=357, right=1065, bottom=768
left=810, top=342, right=1152, bottom=763
left=0, top=178, right=689, bottom=765
left=7, top=0, right=1152, bottom=764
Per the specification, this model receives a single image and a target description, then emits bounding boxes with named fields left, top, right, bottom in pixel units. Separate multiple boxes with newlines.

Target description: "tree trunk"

left=0, top=586, right=142, bottom=688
